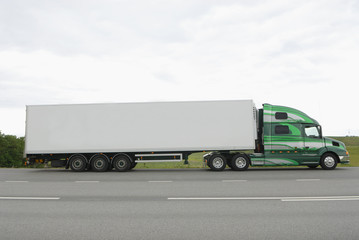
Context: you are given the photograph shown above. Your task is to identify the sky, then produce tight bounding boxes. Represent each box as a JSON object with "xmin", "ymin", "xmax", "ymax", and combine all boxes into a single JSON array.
[{"xmin": 0, "ymin": 0, "xmax": 359, "ymax": 137}]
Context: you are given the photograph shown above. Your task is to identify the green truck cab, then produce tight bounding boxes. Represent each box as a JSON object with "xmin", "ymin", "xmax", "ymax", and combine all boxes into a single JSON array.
[{"xmin": 251, "ymin": 104, "xmax": 350, "ymax": 170}]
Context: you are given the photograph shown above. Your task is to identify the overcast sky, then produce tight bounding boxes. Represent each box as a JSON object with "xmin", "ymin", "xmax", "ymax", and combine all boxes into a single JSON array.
[{"xmin": 1, "ymin": 0, "xmax": 358, "ymax": 137}]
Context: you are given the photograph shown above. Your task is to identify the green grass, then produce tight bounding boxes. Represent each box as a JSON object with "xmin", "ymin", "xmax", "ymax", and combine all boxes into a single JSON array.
[
  {"xmin": 343, "ymin": 146, "xmax": 359, "ymax": 167},
  {"xmin": 330, "ymin": 136, "xmax": 358, "ymax": 167},
  {"xmin": 135, "ymin": 152, "xmax": 205, "ymax": 169},
  {"xmin": 329, "ymin": 136, "xmax": 359, "ymax": 146}
]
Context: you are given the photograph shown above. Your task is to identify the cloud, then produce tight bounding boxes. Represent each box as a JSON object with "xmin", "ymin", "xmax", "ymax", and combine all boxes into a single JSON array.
[{"xmin": 0, "ymin": 0, "xmax": 358, "ymax": 136}]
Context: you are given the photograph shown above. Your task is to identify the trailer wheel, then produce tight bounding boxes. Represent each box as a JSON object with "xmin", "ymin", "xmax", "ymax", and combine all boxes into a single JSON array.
[
  {"xmin": 113, "ymin": 155, "xmax": 131, "ymax": 172},
  {"xmin": 231, "ymin": 154, "xmax": 250, "ymax": 171},
  {"xmin": 129, "ymin": 162, "xmax": 137, "ymax": 170},
  {"xmin": 69, "ymin": 155, "xmax": 87, "ymax": 172},
  {"xmin": 91, "ymin": 155, "xmax": 109, "ymax": 172},
  {"xmin": 320, "ymin": 153, "xmax": 338, "ymax": 170},
  {"xmin": 208, "ymin": 154, "xmax": 226, "ymax": 171}
]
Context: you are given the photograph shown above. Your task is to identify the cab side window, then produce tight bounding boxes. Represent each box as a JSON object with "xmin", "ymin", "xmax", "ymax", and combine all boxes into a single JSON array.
[
  {"xmin": 272, "ymin": 124, "xmax": 302, "ymax": 136},
  {"xmin": 275, "ymin": 125, "xmax": 289, "ymax": 134},
  {"xmin": 304, "ymin": 126, "xmax": 320, "ymax": 138}
]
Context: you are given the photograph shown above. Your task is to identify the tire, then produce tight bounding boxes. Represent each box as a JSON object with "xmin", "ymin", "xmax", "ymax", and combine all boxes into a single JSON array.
[
  {"xmin": 320, "ymin": 153, "xmax": 338, "ymax": 170},
  {"xmin": 208, "ymin": 154, "xmax": 227, "ymax": 171},
  {"xmin": 91, "ymin": 155, "xmax": 109, "ymax": 172},
  {"xmin": 129, "ymin": 162, "xmax": 137, "ymax": 170},
  {"xmin": 230, "ymin": 154, "xmax": 250, "ymax": 171},
  {"xmin": 69, "ymin": 155, "xmax": 87, "ymax": 172},
  {"xmin": 113, "ymin": 155, "xmax": 131, "ymax": 172},
  {"xmin": 307, "ymin": 165, "xmax": 319, "ymax": 169}
]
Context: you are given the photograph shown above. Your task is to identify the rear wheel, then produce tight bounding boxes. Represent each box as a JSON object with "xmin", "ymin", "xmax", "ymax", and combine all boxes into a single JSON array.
[
  {"xmin": 320, "ymin": 153, "xmax": 338, "ymax": 170},
  {"xmin": 91, "ymin": 155, "xmax": 109, "ymax": 172},
  {"xmin": 231, "ymin": 154, "xmax": 250, "ymax": 171},
  {"xmin": 208, "ymin": 154, "xmax": 226, "ymax": 171},
  {"xmin": 113, "ymin": 155, "xmax": 132, "ymax": 172},
  {"xmin": 69, "ymin": 155, "xmax": 87, "ymax": 172}
]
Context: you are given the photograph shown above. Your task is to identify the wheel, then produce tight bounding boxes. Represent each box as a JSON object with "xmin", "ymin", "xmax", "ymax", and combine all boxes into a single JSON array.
[
  {"xmin": 129, "ymin": 162, "xmax": 137, "ymax": 170},
  {"xmin": 69, "ymin": 155, "xmax": 87, "ymax": 172},
  {"xmin": 320, "ymin": 153, "xmax": 338, "ymax": 170},
  {"xmin": 208, "ymin": 154, "xmax": 227, "ymax": 171},
  {"xmin": 113, "ymin": 155, "xmax": 131, "ymax": 172},
  {"xmin": 91, "ymin": 155, "xmax": 109, "ymax": 172},
  {"xmin": 307, "ymin": 165, "xmax": 319, "ymax": 169},
  {"xmin": 230, "ymin": 154, "xmax": 250, "ymax": 171}
]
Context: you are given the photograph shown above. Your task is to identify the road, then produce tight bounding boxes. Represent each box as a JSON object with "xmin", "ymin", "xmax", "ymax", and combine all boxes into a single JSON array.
[{"xmin": 1, "ymin": 167, "xmax": 359, "ymax": 240}]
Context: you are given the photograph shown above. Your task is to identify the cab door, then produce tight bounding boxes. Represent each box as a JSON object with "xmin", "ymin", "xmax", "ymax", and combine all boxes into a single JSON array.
[
  {"xmin": 302, "ymin": 124, "xmax": 325, "ymax": 164},
  {"xmin": 264, "ymin": 123, "xmax": 305, "ymax": 166}
]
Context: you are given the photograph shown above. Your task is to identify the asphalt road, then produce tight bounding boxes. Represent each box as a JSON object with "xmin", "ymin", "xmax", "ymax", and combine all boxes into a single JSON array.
[{"xmin": 1, "ymin": 167, "xmax": 359, "ymax": 240}]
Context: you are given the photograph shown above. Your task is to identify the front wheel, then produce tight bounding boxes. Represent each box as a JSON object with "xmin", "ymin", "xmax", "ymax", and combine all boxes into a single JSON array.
[
  {"xmin": 208, "ymin": 154, "xmax": 227, "ymax": 171},
  {"xmin": 320, "ymin": 153, "xmax": 338, "ymax": 170}
]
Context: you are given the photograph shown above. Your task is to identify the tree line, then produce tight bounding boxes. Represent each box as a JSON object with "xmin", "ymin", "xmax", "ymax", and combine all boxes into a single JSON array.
[{"xmin": 0, "ymin": 131, "xmax": 25, "ymax": 167}]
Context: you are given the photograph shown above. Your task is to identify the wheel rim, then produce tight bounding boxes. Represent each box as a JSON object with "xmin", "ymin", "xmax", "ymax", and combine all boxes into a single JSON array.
[
  {"xmin": 235, "ymin": 157, "xmax": 246, "ymax": 168},
  {"xmin": 94, "ymin": 159, "xmax": 104, "ymax": 169},
  {"xmin": 324, "ymin": 156, "xmax": 335, "ymax": 168},
  {"xmin": 116, "ymin": 159, "xmax": 126, "ymax": 169},
  {"xmin": 213, "ymin": 157, "xmax": 224, "ymax": 169},
  {"xmin": 72, "ymin": 158, "xmax": 84, "ymax": 170}
]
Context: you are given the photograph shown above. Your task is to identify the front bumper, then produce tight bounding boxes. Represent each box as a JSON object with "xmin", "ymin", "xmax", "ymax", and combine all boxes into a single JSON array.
[{"xmin": 339, "ymin": 155, "xmax": 350, "ymax": 164}]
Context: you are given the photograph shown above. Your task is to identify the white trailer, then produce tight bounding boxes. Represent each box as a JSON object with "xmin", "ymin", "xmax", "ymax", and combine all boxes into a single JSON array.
[{"xmin": 25, "ymin": 100, "xmax": 258, "ymax": 171}]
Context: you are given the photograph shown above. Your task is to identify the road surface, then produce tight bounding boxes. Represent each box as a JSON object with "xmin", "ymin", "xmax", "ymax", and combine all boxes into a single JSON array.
[{"xmin": 1, "ymin": 167, "xmax": 359, "ymax": 240}]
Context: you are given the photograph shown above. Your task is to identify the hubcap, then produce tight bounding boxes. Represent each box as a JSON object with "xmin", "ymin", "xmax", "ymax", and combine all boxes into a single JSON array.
[
  {"xmin": 73, "ymin": 159, "xmax": 83, "ymax": 169},
  {"xmin": 117, "ymin": 159, "xmax": 126, "ymax": 168},
  {"xmin": 235, "ymin": 157, "xmax": 246, "ymax": 168},
  {"xmin": 213, "ymin": 157, "xmax": 224, "ymax": 169},
  {"xmin": 95, "ymin": 159, "xmax": 104, "ymax": 168},
  {"xmin": 324, "ymin": 156, "xmax": 335, "ymax": 168}
]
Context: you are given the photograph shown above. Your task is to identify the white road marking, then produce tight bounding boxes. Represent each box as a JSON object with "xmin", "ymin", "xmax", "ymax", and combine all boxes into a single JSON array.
[
  {"xmin": 148, "ymin": 181, "xmax": 173, "ymax": 183},
  {"xmin": 296, "ymin": 179, "xmax": 320, "ymax": 181},
  {"xmin": 0, "ymin": 197, "xmax": 60, "ymax": 200},
  {"xmin": 222, "ymin": 180, "xmax": 248, "ymax": 182},
  {"xmin": 5, "ymin": 181, "xmax": 29, "ymax": 183},
  {"xmin": 168, "ymin": 196, "xmax": 359, "ymax": 202},
  {"xmin": 281, "ymin": 197, "xmax": 359, "ymax": 202},
  {"xmin": 168, "ymin": 197, "xmax": 281, "ymax": 200},
  {"xmin": 75, "ymin": 181, "xmax": 100, "ymax": 183}
]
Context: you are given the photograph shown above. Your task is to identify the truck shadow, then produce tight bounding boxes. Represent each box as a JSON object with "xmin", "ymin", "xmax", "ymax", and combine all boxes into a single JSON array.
[{"xmin": 26, "ymin": 167, "xmax": 350, "ymax": 173}]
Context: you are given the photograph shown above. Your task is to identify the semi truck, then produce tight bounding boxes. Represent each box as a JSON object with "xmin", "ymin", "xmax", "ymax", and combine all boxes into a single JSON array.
[{"xmin": 24, "ymin": 100, "xmax": 350, "ymax": 171}]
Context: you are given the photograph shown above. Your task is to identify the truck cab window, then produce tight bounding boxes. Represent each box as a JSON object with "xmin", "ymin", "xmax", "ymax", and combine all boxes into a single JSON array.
[
  {"xmin": 304, "ymin": 125, "xmax": 320, "ymax": 138},
  {"xmin": 275, "ymin": 125, "xmax": 290, "ymax": 134}
]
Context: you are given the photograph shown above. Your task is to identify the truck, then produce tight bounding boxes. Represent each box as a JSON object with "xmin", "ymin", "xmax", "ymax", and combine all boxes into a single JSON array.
[{"xmin": 24, "ymin": 100, "xmax": 350, "ymax": 171}]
